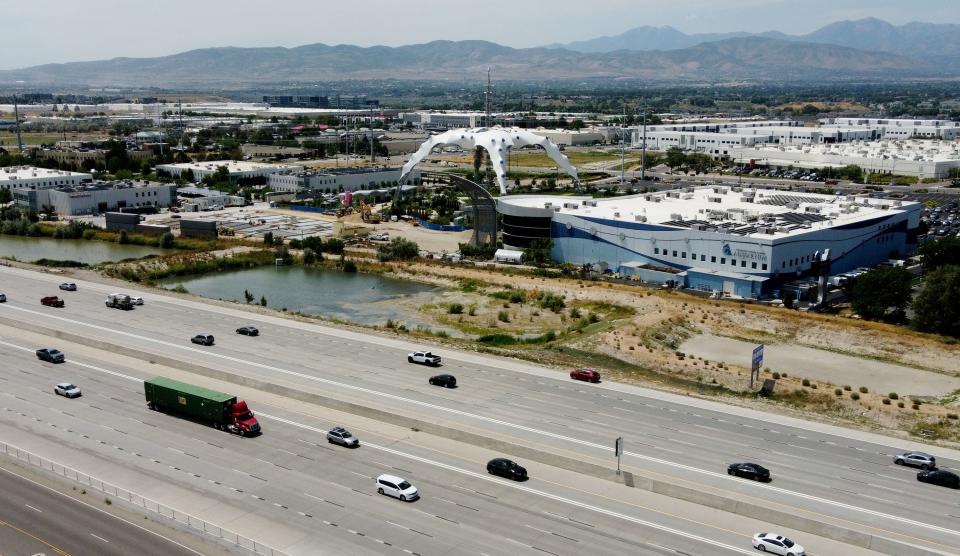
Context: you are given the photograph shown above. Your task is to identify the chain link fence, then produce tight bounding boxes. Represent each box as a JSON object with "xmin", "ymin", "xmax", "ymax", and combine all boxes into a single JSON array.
[{"xmin": 0, "ymin": 441, "xmax": 287, "ymax": 556}]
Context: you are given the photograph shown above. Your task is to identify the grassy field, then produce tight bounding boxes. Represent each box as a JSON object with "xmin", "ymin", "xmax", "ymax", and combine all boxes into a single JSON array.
[
  {"xmin": 446, "ymin": 149, "xmax": 634, "ymax": 169},
  {"xmin": 0, "ymin": 131, "xmax": 109, "ymax": 147}
]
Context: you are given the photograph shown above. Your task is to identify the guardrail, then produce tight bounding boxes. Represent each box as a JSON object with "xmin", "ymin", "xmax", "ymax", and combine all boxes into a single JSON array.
[{"xmin": 0, "ymin": 441, "xmax": 287, "ymax": 556}]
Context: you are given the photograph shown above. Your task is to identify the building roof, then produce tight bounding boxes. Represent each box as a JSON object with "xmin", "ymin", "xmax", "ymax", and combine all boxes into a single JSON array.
[
  {"xmin": 55, "ymin": 180, "xmax": 173, "ymax": 193},
  {"xmin": 499, "ymin": 185, "xmax": 919, "ymax": 240},
  {"xmin": 683, "ymin": 267, "xmax": 768, "ymax": 282},
  {"xmin": 157, "ymin": 160, "xmax": 296, "ymax": 173},
  {"xmin": 0, "ymin": 166, "xmax": 91, "ymax": 182}
]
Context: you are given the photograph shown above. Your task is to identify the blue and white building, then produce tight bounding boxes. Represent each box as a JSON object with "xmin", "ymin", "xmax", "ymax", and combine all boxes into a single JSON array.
[{"xmin": 499, "ymin": 187, "xmax": 921, "ymax": 298}]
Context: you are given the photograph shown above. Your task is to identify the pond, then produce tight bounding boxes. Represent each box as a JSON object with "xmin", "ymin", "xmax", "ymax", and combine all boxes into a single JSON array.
[
  {"xmin": 0, "ymin": 235, "xmax": 167, "ymax": 265},
  {"xmin": 157, "ymin": 265, "xmax": 450, "ymax": 331}
]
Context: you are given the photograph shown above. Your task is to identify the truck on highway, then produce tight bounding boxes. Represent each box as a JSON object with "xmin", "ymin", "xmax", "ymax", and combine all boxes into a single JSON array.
[
  {"xmin": 144, "ymin": 376, "xmax": 261, "ymax": 436},
  {"xmin": 105, "ymin": 293, "xmax": 134, "ymax": 310}
]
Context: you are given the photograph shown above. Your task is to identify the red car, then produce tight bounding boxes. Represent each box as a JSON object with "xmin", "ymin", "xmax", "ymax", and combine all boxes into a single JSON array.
[
  {"xmin": 41, "ymin": 296, "xmax": 65, "ymax": 308},
  {"xmin": 570, "ymin": 368, "xmax": 600, "ymax": 383}
]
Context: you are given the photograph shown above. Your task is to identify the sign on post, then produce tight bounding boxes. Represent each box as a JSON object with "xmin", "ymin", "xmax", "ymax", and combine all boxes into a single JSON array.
[
  {"xmin": 615, "ymin": 436, "xmax": 624, "ymax": 475},
  {"xmin": 750, "ymin": 344, "xmax": 764, "ymax": 389}
]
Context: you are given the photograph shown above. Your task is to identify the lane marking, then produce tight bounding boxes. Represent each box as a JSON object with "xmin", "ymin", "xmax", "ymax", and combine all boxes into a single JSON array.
[
  {"xmin": 0, "ymin": 517, "xmax": 71, "ymax": 556},
  {"xmin": 24, "ymin": 504, "xmax": 42, "ymax": 513},
  {"xmin": 90, "ymin": 533, "xmax": 110, "ymax": 543}
]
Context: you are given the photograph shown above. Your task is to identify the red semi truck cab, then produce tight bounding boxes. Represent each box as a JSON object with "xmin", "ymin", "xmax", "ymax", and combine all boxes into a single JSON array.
[{"xmin": 229, "ymin": 400, "xmax": 261, "ymax": 435}]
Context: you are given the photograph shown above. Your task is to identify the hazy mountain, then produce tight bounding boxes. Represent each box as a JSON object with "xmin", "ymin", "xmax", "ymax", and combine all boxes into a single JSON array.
[
  {"xmin": 0, "ymin": 37, "xmax": 938, "ymax": 88},
  {"xmin": 550, "ymin": 18, "xmax": 960, "ymax": 63}
]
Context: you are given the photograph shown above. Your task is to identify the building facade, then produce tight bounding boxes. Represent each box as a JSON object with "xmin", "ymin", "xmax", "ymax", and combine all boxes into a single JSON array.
[
  {"xmin": 155, "ymin": 161, "xmax": 301, "ymax": 181},
  {"xmin": 0, "ymin": 166, "xmax": 92, "ymax": 192},
  {"xmin": 15, "ymin": 180, "xmax": 177, "ymax": 215},
  {"xmin": 268, "ymin": 167, "xmax": 419, "ymax": 194}
]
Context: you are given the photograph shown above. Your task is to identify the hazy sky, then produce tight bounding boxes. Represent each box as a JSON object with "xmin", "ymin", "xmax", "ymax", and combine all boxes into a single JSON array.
[{"xmin": 2, "ymin": 0, "xmax": 956, "ymax": 70}]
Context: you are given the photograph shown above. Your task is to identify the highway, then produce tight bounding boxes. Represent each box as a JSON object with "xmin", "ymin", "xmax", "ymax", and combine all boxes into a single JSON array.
[
  {"xmin": 0, "ymin": 462, "xmax": 211, "ymax": 556},
  {"xmin": 0, "ymin": 264, "xmax": 957, "ymax": 555}
]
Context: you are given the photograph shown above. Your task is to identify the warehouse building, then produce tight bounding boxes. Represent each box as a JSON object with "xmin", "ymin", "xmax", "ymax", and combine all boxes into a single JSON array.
[
  {"xmin": 818, "ymin": 118, "xmax": 960, "ymax": 140},
  {"xmin": 15, "ymin": 180, "xmax": 177, "ymax": 216},
  {"xmin": 0, "ymin": 166, "xmax": 92, "ymax": 192},
  {"xmin": 268, "ymin": 167, "xmax": 419, "ymax": 194},
  {"xmin": 155, "ymin": 160, "xmax": 301, "ymax": 181},
  {"xmin": 498, "ymin": 187, "xmax": 920, "ymax": 298}
]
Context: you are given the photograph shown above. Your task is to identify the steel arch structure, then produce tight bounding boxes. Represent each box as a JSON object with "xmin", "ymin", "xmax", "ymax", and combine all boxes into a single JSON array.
[{"xmin": 419, "ymin": 171, "xmax": 497, "ymax": 247}]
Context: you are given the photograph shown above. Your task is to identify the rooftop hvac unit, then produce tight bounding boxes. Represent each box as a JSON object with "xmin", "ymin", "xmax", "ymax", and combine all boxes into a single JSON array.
[
  {"xmin": 670, "ymin": 213, "xmax": 682, "ymax": 220},
  {"xmin": 740, "ymin": 195, "xmax": 755, "ymax": 202},
  {"xmin": 543, "ymin": 202, "xmax": 553, "ymax": 209},
  {"xmin": 634, "ymin": 215, "xmax": 647, "ymax": 222},
  {"xmin": 667, "ymin": 191, "xmax": 680, "ymax": 198},
  {"xmin": 583, "ymin": 199, "xmax": 598, "ymax": 207},
  {"xmin": 692, "ymin": 223, "xmax": 708, "ymax": 231},
  {"xmin": 563, "ymin": 202, "xmax": 579, "ymax": 209},
  {"xmin": 644, "ymin": 194, "xmax": 653, "ymax": 201},
  {"xmin": 613, "ymin": 212, "xmax": 621, "ymax": 218},
  {"xmin": 804, "ymin": 206, "xmax": 822, "ymax": 213},
  {"xmin": 683, "ymin": 194, "xmax": 693, "ymax": 199},
  {"xmin": 708, "ymin": 196, "xmax": 722, "ymax": 203},
  {"xmin": 786, "ymin": 202, "xmax": 799, "ymax": 209},
  {"xmin": 731, "ymin": 186, "xmax": 742, "ymax": 192}
]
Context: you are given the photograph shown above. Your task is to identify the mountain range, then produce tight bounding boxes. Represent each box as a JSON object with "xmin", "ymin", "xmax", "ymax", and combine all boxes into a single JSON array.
[
  {"xmin": 0, "ymin": 18, "xmax": 955, "ymax": 88},
  {"xmin": 550, "ymin": 17, "xmax": 960, "ymax": 64}
]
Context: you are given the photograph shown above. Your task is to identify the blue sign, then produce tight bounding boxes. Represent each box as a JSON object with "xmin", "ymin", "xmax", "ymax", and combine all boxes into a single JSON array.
[
  {"xmin": 751, "ymin": 344, "xmax": 764, "ymax": 372},
  {"xmin": 722, "ymin": 243, "xmax": 733, "ymax": 256}
]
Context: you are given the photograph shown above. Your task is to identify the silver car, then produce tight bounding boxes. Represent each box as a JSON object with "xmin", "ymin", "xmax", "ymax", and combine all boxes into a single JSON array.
[
  {"xmin": 54, "ymin": 382, "xmax": 82, "ymax": 398},
  {"xmin": 894, "ymin": 451, "xmax": 936, "ymax": 470},
  {"xmin": 326, "ymin": 427, "xmax": 359, "ymax": 448}
]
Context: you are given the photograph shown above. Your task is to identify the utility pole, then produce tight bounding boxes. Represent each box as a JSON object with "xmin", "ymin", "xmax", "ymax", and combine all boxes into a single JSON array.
[
  {"xmin": 641, "ymin": 105, "xmax": 648, "ymax": 182},
  {"xmin": 13, "ymin": 94, "xmax": 23, "ymax": 163},
  {"xmin": 369, "ymin": 106, "xmax": 375, "ymax": 165},
  {"xmin": 620, "ymin": 99, "xmax": 626, "ymax": 185},
  {"xmin": 484, "ymin": 67, "xmax": 492, "ymax": 128}
]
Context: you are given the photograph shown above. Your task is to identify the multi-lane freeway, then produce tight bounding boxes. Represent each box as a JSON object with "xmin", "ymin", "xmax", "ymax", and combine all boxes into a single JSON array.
[{"xmin": 0, "ymin": 264, "xmax": 957, "ymax": 555}]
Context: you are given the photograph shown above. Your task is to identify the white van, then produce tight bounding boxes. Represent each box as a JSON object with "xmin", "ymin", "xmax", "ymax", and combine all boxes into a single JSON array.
[{"xmin": 376, "ymin": 474, "xmax": 419, "ymax": 501}]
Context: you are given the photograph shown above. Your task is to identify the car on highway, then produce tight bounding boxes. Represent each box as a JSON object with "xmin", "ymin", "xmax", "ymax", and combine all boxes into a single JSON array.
[
  {"xmin": 54, "ymin": 382, "xmax": 82, "ymax": 398},
  {"xmin": 0, "ymin": 292, "xmax": 6, "ymax": 302},
  {"xmin": 570, "ymin": 368, "xmax": 601, "ymax": 383},
  {"xmin": 59, "ymin": 282, "xmax": 77, "ymax": 291},
  {"xmin": 752, "ymin": 533, "xmax": 804, "ymax": 555},
  {"xmin": 36, "ymin": 348, "xmax": 65, "ymax": 363},
  {"xmin": 487, "ymin": 458, "xmax": 527, "ymax": 481},
  {"xmin": 917, "ymin": 469, "xmax": 959, "ymax": 489},
  {"xmin": 130, "ymin": 296, "xmax": 144, "ymax": 306},
  {"xmin": 428, "ymin": 374, "xmax": 457, "ymax": 388},
  {"xmin": 376, "ymin": 474, "xmax": 419, "ymax": 501},
  {"xmin": 894, "ymin": 451, "xmax": 936, "ymax": 470},
  {"xmin": 728, "ymin": 462, "xmax": 771, "ymax": 482},
  {"xmin": 327, "ymin": 426, "xmax": 359, "ymax": 448},
  {"xmin": 236, "ymin": 326, "xmax": 259, "ymax": 337},
  {"xmin": 41, "ymin": 296, "xmax": 65, "ymax": 308},
  {"xmin": 408, "ymin": 351, "xmax": 442, "ymax": 366},
  {"xmin": 190, "ymin": 334, "xmax": 215, "ymax": 346}
]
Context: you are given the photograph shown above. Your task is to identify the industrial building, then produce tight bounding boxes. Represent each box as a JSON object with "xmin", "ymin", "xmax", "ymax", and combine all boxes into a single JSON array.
[
  {"xmin": 498, "ymin": 187, "xmax": 920, "ymax": 298},
  {"xmin": 15, "ymin": 180, "xmax": 177, "ymax": 216},
  {"xmin": 818, "ymin": 118, "xmax": 960, "ymax": 140},
  {"xmin": 155, "ymin": 160, "xmax": 301, "ymax": 182},
  {"xmin": 0, "ymin": 166, "xmax": 92, "ymax": 192},
  {"xmin": 268, "ymin": 167, "xmax": 419, "ymax": 194},
  {"xmin": 177, "ymin": 186, "xmax": 245, "ymax": 211},
  {"xmin": 401, "ymin": 112, "xmax": 487, "ymax": 129},
  {"xmin": 528, "ymin": 128, "xmax": 606, "ymax": 146}
]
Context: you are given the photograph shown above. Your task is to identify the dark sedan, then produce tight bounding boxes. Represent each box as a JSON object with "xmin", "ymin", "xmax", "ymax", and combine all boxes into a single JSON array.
[
  {"xmin": 727, "ymin": 463, "xmax": 771, "ymax": 482},
  {"xmin": 428, "ymin": 374, "xmax": 457, "ymax": 388},
  {"xmin": 487, "ymin": 458, "xmax": 527, "ymax": 481},
  {"xmin": 918, "ymin": 469, "xmax": 960, "ymax": 489},
  {"xmin": 236, "ymin": 326, "xmax": 259, "ymax": 337}
]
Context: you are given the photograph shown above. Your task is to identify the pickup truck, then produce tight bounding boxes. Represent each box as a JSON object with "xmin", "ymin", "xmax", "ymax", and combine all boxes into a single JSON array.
[
  {"xmin": 407, "ymin": 351, "xmax": 442, "ymax": 366},
  {"xmin": 41, "ymin": 296, "xmax": 65, "ymax": 308}
]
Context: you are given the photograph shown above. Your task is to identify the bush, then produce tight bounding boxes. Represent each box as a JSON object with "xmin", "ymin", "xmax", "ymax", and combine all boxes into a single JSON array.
[
  {"xmin": 850, "ymin": 392, "xmax": 860, "ymax": 400},
  {"xmin": 377, "ymin": 237, "xmax": 419, "ymax": 262},
  {"xmin": 539, "ymin": 292, "xmax": 566, "ymax": 313},
  {"xmin": 478, "ymin": 333, "xmax": 517, "ymax": 346},
  {"xmin": 509, "ymin": 291, "xmax": 525, "ymax": 304},
  {"xmin": 843, "ymin": 385, "xmax": 852, "ymax": 391},
  {"xmin": 859, "ymin": 386, "xmax": 868, "ymax": 394},
  {"xmin": 888, "ymin": 392, "xmax": 899, "ymax": 400},
  {"xmin": 448, "ymin": 303, "xmax": 464, "ymax": 315},
  {"xmin": 897, "ymin": 401, "xmax": 905, "ymax": 408},
  {"xmin": 497, "ymin": 310, "xmax": 510, "ymax": 323},
  {"xmin": 342, "ymin": 260, "xmax": 357, "ymax": 273},
  {"xmin": 569, "ymin": 307, "xmax": 582, "ymax": 319},
  {"xmin": 588, "ymin": 313, "xmax": 600, "ymax": 324},
  {"xmin": 263, "ymin": 231, "xmax": 274, "ymax": 245},
  {"xmin": 882, "ymin": 398, "xmax": 891, "ymax": 405},
  {"xmin": 948, "ymin": 413, "xmax": 959, "ymax": 420},
  {"xmin": 159, "ymin": 232, "xmax": 175, "ymax": 248},
  {"xmin": 912, "ymin": 404, "xmax": 920, "ymax": 410},
  {"xmin": 810, "ymin": 384, "xmax": 817, "ymax": 389},
  {"xmin": 468, "ymin": 304, "xmax": 477, "ymax": 316},
  {"xmin": 117, "ymin": 230, "xmax": 129, "ymax": 244},
  {"xmin": 802, "ymin": 378, "xmax": 810, "ymax": 387},
  {"xmin": 834, "ymin": 388, "xmax": 843, "ymax": 396},
  {"xmin": 772, "ymin": 372, "xmax": 781, "ymax": 379},
  {"xmin": 302, "ymin": 247, "xmax": 318, "ymax": 264}
]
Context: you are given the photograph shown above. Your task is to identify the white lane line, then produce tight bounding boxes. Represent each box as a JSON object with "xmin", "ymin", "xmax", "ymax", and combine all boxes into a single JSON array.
[
  {"xmin": 2, "ymin": 319, "xmax": 952, "ymax": 540},
  {"xmin": 260, "ymin": 413, "xmax": 752, "ymax": 555},
  {"xmin": 24, "ymin": 504, "xmax": 42, "ymax": 513},
  {"xmin": 90, "ymin": 533, "xmax": 110, "ymax": 543}
]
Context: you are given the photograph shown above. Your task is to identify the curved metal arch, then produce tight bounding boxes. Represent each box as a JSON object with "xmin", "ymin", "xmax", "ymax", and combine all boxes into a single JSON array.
[
  {"xmin": 420, "ymin": 171, "xmax": 497, "ymax": 247},
  {"xmin": 399, "ymin": 126, "xmax": 579, "ymax": 195}
]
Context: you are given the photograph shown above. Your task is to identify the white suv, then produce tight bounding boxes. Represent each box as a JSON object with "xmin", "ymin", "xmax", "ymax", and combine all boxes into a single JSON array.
[
  {"xmin": 54, "ymin": 383, "xmax": 82, "ymax": 398},
  {"xmin": 376, "ymin": 474, "xmax": 419, "ymax": 502},
  {"xmin": 407, "ymin": 351, "xmax": 442, "ymax": 366},
  {"xmin": 752, "ymin": 533, "xmax": 804, "ymax": 556}
]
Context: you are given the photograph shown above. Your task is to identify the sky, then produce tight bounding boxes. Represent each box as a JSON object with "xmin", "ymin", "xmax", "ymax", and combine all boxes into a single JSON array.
[{"xmin": 2, "ymin": 0, "xmax": 957, "ymax": 70}]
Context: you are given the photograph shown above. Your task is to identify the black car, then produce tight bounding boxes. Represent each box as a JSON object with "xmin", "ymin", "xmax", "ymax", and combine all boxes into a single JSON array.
[
  {"xmin": 36, "ymin": 348, "xmax": 65, "ymax": 363},
  {"xmin": 428, "ymin": 374, "xmax": 457, "ymax": 388},
  {"xmin": 487, "ymin": 458, "xmax": 527, "ymax": 481},
  {"xmin": 236, "ymin": 326, "xmax": 259, "ymax": 337},
  {"xmin": 727, "ymin": 463, "xmax": 770, "ymax": 482},
  {"xmin": 918, "ymin": 469, "xmax": 960, "ymax": 489},
  {"xmin": 191, "ymin": 334, "xmax": 215, "ymax": 346}
]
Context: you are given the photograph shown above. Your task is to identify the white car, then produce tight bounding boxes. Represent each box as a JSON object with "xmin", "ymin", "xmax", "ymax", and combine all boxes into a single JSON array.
[
  {"xmin": 129, "ymin": 296, "xmax": 144, "ymax": 306},
  {"xmin": 376, "ymin": 474, "xmax": 419, "ymax": 502},
  {"xmin": 407, "ymin": 351, "xmax": 442, "ymax": 366},
  {"xmin": 752, "ymin": 533, "xmax": 804, "ymax": 556},
  {"xmin": 54, "ymin": 382, "xmax": 82, "ymax": 398}
]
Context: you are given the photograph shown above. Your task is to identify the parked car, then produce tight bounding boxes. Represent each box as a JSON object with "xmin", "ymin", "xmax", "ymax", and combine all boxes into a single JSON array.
[
  {"xmin": 59, "ymin": 282, "xmax": 77, "ymax": 291},
  {"xmin": 376, "ymin": 474, "xmax": 419, "ymax": 501},
  {"xmin": 41, "ymin": 296, "xmax": 65, "ymax": 308},
  {"xmin": 752, "ymin": 533, "xmax": 805, "ymax": 556},
  {"xmin": 0, "ymin": 292, "xmax": 6, "ymax": 302},
  {"xmin": 570, "ymin": 368, "xmax": 601, "ymax": 383},
  {"xmin": 236, "ymin": 326, "xmax": 259, "ymax": 337},
  {"xmin": 54, "ymin": 382, "xmax": 81, "ymax": 398},
  {"xmin": 36, "ymin": 348, "xmax": 65, "ymax": 363},
  {"xmin": 917, "ymin": 469, "xmax": 959, "ymax": 489},
  {"xmin": 130, "ymin": 296, "xmax": 144, "ymax": 306},
  {"xmin": 190, "ymin": 334, "xmax": 215, "ymax": 346},
  {"xmin": 487, "ymin": 458, "xmax": 527, "ymax": 481},
  {"xmin": 428, "ymin": 374, "xmax": 457, "ymax": 388},
  {"xmin": 894, "ymin": 451, "xmax": 936, "ymax": 470},
  {"xmin": 728, "ymin": 463, "xmax": 771, "ymax": 482},
  {"xmin": 408, "ymin": 351, "xmax": 442, "ymax": 366},
  {"xmin": 326, "ymin": 426, "xmax": 359, "ymax": 448}
]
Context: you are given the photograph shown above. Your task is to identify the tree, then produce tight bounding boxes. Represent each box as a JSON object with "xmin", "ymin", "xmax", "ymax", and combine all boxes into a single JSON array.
[
  {"xmin": 259, "ymin": 295, "xmax": 267, "ymax": 307},
  {"xmin": 919, "ymin": 237, "xmax": 960, "ymax": 271},
  {"xmin": 302, "ymin": 247, "xmax": 317, "ymax": 264},
  {"xmin": 523, "ymin": 238, "xmax": 553, "ymax": 265},
  {"xmin": 159, "ymin": 232, "xmax": 175, "ymax": 248},
  {"xmin": 377, "ymin": 237, "xmax": 419, "ymax": 262},
  {"xmin": 0, "ymin": 188, "xmax": 11, "ymax": 204},
  {"xmin": 117, "ymin": 230, "xmax": 129, "ymax": 244},
  {"xmin": 244, "ymin": 289, "xmax": 255, "ymax": 304},
  {"xmin": 850, "ymin": 267, "xmax": 913, "ymax": 321},
  {"xmin": 263, "ymin": 231, "xmax": 274, "ymax": 245},
  {"xmin": 665, "ymin": 147, "xmax": 686, "ymax": 170},
  {"xmin": 912, "ymin": 265, "xmax": 960, "ymax": 338}
]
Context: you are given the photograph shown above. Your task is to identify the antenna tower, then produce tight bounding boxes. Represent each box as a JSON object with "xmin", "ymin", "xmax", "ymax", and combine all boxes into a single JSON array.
[{"xmin": 484, "ymin": 68, "xmax": 492, "ymax": 127}]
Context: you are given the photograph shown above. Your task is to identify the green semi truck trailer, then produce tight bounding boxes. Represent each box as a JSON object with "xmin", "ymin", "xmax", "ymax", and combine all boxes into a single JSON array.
[{"xmin": 144, "ymin": 376, "xmax": 261, "ymax": 436}]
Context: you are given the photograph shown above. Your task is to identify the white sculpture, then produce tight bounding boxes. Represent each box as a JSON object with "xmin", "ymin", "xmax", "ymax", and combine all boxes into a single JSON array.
[{"xmin": 399, "ymin": 126, "xmax": 579, "ymax": 194}]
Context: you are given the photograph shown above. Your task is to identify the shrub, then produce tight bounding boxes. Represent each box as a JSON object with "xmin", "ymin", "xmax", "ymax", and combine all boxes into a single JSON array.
[
  {"xmin": 843, "ymin": 385, "xmax": 852, "ymax": 391},
  {"xmin": 497, "ymin": 310, "xmax": 510, "ymax": 323},
  {"xmin": 888, "ymin": 392, "xmax": 898, "ymax": 400},
  {"xmin": 948, "ymin": 413, "xmax": 959, "ymax": 420},
  {"xmin": 882, "ymin": 398, "xmax": 891, "ymax": 405},
  {"xmin": 448, "ymin": 303, "xmax": 464, "ymax": 314},
  {"xmin": 259, "ymin": 295, "xmax": 267, "ymax": 307},
  {"xmin": 159, "ymin": 232, "xmax": 175, "ymax": 248},
  {"xmin": 302, "ymin": 247, "xmax": 318, "ymax": 264},
  {"xmin": 509, "ymin": 291, "xmax": 525, "ymax": 304},
  {"xmin": 810, "ymin": 384, "xmax": 817, "ymax": 389},
  {"xmin": 569, "ymin": 307, "xmax": 582, "ymax": 319},
  {"xmin": 342, "ymin": 259, "xmax": 357, "ymax": 272},
  {"xmin": 781, "ymin": 373, "xmax": 787, "ymax": 378},
  {"xmin": 478, "ymin": 333, "xmax": 517, "ymax": 346},
  {"xmin": 834, "ymin": 388, "xmax": 843, "ymax": 396},
  {"xmin": 263, "ymin": 231, "xmax": 274, "ymax": 245},
  {"xmin": 912, "ymin": 404, "xmax": 920, "ymax": 410},
  {"xmin": 588, "ymin": 313, "xmax": 600, "ymax": 324},
  {"xmin": 859, "ymin": 386, "xmax": 868, "ymax": 394},
  {"xmin": 802, "ymin": 378, "xmax": 810, "ymax": 387},
  {"xmin": 539, "ymin": 292, "xmax": 566, "ymax": 313},
  {"xmin": 377, "ymin": 237, "xmax": 419, "ymax": 262},
  {"xmin": 468, "ymin": 304, "xmax": 477, "ymax": 316},
  {"xmin": 772, "ymin": 372, "xmax": 781, "ymax": 379},
  {"xmin": 117, "ymin": 230, "xmax": 129, "ymax": 244},
  {"xmin": 850, "ymin": 392, "xmax": 860, "ymax": 400},
  {"xmin": 897, "ymin": 401, "xmax": 905, "ymax": 408}
]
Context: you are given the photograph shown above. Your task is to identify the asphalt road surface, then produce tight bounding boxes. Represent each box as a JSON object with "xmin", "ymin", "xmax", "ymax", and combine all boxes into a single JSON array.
[{"xmin": 0, "ymin": 265, "xmax": 957, "ymax": 555}]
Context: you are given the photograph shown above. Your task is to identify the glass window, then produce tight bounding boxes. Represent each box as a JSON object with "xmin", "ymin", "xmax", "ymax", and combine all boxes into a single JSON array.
[
  {"xmin": 672, "ymin": 250, "xmax": 678, "ymax": 257},
  {"xmin": 762, "ymin": 263, "xmax": 768, "ymax": 271},
  {"xmin": 721, "ymin": 258, "xmax": 726, "ymax": 264},
  {"xmin": 654, "ymin": 247, "xmax": 659, "ymax": 254},
  {"xmin": 701, "ymin": 255, "xmax": 706, "ymax": 261},
  {"xmin": 681, "ymin": 252, "xmax": 686, "ymax": 258},
  {"xmin": 731, "ymin": 259, "xmax": 736, "ymax": 266},
  {"xmin": 741, "ymin": 260, "xmax": 747, "ymax": 267},
  {"xmin": 711, "ymin": 256, "xmax": 716, "ymax": 263}
]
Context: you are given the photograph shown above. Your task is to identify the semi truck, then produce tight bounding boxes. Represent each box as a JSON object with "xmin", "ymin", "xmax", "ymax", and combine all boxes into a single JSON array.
[
  {"xmin": 105, "ymin": 293, "xmax": 134, "ymax": 310},
  {"xmin": 144, "ymin": 376, "xmax": 261, "ymax": 436}
]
